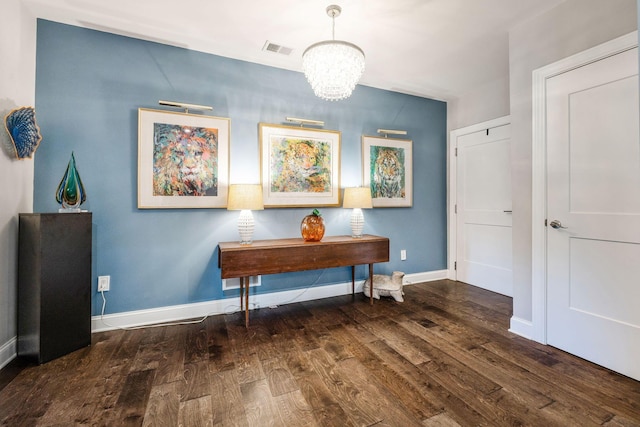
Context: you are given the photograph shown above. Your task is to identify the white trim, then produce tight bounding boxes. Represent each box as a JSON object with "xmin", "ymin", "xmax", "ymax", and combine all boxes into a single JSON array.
[
  {"xmin": 531, "ymin": 31, "xmax": 638, "ymax": 344},
  {"xmin": 509, "ymin": 316, "xmax": 533, "ymax": 340},
  {"xmin": 92, "ymin": 270, "xmax": 448, "ymax": 332},
  {"xmin": 0, "ymin": 337, "xmax": 17, "ymax": 370},
  {"xmin": 403, "ymin": 269, "xmax": 448, "ymax": 285},
  {"xmin": 221, "ymin": 275, "xmax": 261, "ymax": 290},
  {"xmin": 448, "ymin": 116, "xmax": 511, "ymax": 283}
]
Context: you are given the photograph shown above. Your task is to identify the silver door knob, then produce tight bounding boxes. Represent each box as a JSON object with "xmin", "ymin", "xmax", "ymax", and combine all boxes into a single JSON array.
[{"xmin": 549, "ymin": 220, "xmax": 567, "ymax": 229}]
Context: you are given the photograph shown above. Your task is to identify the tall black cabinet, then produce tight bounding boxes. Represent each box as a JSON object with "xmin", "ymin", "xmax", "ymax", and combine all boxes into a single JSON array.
[{"xmin": 18, "ymin": 212, "xmax": 92, "ymax": 364}]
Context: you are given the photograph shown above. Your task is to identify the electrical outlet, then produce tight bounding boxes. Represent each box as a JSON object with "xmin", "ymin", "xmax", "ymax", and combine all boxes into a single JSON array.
[
  {"xmin": 400, "ymin": 250, "xmax": 407, "ymax": 261},
  {"xmin": 98, "ymin": 275, "xmax": 110, "ymax": 292}
]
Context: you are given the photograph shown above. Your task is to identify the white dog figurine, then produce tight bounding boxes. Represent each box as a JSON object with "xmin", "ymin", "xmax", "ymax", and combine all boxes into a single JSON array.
[{"xmin": 363, "ymin": 271, "xmax": 405, "ymax": 302}]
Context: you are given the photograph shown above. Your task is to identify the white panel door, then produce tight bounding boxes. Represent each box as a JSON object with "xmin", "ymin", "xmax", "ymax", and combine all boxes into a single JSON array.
[
  {"xmin": 456, "ymin": 124, "xmax": 512, "ymax": 296},
  {"xmin": 546, "ymin": 46, "xmax": 640, "ymax": 381}
]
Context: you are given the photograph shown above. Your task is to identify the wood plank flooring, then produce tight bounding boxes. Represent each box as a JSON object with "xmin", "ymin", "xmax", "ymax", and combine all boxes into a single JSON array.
[{"xmin": 2, "ymin": 280, "xmax": 640, "ymax": 426}]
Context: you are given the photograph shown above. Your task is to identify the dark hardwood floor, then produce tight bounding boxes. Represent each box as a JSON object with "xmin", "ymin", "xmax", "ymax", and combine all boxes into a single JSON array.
[{"xmin": 1, "ymin": 280, "xmax": 639, "ymax": 426}]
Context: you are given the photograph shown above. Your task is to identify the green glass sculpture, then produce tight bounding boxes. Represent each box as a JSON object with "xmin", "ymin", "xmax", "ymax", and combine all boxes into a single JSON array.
[{"xmin": 56, "ymin": 152, "xmax": 86, "ymax": 210}]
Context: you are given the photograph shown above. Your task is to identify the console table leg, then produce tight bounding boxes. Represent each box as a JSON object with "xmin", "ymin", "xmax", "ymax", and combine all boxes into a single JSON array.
[
  {"xmin": 351, "ymin": 266, "xmax": 355, "ymax": 296},
  {"xmin": 243, "ymin": 276, "xmax": 250, "ymax": 328},
  {"xmin": 368, "ymin": 263, "xmax": 374, "ymax": 305}
]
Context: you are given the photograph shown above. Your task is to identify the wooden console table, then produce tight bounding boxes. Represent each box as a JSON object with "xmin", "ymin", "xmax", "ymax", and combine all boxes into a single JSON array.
[{"xmin": 218, "ymin": 234, "xmax": 389, "ymax": 327}]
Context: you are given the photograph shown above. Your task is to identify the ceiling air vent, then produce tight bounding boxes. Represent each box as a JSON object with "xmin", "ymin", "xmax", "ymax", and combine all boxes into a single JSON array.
[{"xmin": 262, "ymin": 41, "xmax": 293, "ymax": 56}]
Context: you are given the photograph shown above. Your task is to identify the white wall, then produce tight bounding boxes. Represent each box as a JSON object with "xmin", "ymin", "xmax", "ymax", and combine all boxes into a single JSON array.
[
  {"xmin": 0, "ymin": 0, "xmax": 36, "ymax": 368},
  {"xmin": 509, "ymin": 0, "xmax": 637, "ymax": 322},
  {"xmin": 447, "ymin": 75, "xmax": 510, "ymax": 132}
]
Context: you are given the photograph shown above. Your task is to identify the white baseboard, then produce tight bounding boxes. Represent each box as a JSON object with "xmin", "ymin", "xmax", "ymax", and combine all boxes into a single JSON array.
[
  {"xmin": 403, "ymin": 270, "xmax": 448, "ymax": 285},
  {"xmin": 509, "ymin": 316, "xmax": 533, "ymax": 339},
  {"xmin": 93, "ymin": 279, "xmax": 367, "ymax": 332},
  {"xmin": 92, "ymin": 270, "xmax": 448, "ymax": 332},
  {"xmin": 0, "ymin": 337, "xmax": 17, "ymax": 370}
]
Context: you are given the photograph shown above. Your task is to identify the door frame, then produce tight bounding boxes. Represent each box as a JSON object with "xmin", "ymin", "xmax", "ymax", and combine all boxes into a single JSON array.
[
  {"xmin": 448, "ymin": 115, "xmax": 510, "ymax": 281},
  {"xmin": 530, "ymin": 31, "xmax": 638, "ymax": 344}
]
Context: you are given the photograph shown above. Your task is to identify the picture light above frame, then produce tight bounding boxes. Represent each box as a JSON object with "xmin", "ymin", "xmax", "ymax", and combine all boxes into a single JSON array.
[{"xmin": 158, "ymin": 100, "xmax": 213, "ymax": 114}]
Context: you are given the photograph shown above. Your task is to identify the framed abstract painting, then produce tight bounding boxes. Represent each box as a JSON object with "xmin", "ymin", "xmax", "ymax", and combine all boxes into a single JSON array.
[
  {"xmin": 259, "ymin": 123, "xmax": 341, "ymax": 207},
  {"xmin": 137, "ymin": 108, "xmax": 230, "ymax": 208},
  {"xmin": 362, "ymin": 135, "xmax": 413, "ymax": 207}
]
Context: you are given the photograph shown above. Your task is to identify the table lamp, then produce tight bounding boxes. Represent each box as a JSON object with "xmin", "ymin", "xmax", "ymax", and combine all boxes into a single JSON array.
[
  {"xmin": 343, "ymin": 187, "xmax": 373, "ymax": 238},
  {"xmin": 227, "ymin": 184, "xmax": 264, "ymax": 244}
]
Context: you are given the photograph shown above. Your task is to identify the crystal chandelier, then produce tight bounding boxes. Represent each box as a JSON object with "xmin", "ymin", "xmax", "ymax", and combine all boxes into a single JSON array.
[{"xmin": 302, "ymin": 5, "xmax": 365, "ymax": 101}]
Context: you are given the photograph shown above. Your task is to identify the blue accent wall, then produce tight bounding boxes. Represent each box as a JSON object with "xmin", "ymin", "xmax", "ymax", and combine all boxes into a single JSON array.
[{"xmin": 34, "ymin": 20, "xmax": 447, "ymax": 315}]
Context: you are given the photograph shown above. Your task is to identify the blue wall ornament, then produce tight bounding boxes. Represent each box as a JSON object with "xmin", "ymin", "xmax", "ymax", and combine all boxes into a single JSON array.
[{"xmin": 4, "ymin": 106, "xmax": 43, "ymax": 159}]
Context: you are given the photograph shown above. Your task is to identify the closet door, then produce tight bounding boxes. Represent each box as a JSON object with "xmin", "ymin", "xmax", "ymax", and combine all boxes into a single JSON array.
[{"xmin": 455, "ymin": 123, "xmax": 512, "ymax": 296}]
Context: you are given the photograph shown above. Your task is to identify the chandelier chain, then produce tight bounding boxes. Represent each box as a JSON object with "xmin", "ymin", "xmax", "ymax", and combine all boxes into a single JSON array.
[{"xmin": 332, "ymin": 14, "xmax": 335, "ymax": 40}]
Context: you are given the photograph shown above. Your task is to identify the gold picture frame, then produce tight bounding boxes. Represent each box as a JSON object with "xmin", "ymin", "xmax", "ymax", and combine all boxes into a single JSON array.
[
  {"xmin": 362, "ymin": 135, "xmax": 413, "ymax": 207},
  {"xmin": 138, "ymin": 108, "xmax": 230, "ymax": 208},
  {"xmin": 259, "ymin": 123, "xmax": 341, "ymax": 207}
]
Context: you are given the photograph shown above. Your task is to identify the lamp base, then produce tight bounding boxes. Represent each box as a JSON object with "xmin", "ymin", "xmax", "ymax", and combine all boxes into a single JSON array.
[
  {"xmin": 350, "ymin": 208, "xmax": 364, "ymax": 238},
  {"xmin": 238, "ymin": 210, "xmax": 255, "ymax": 245}
]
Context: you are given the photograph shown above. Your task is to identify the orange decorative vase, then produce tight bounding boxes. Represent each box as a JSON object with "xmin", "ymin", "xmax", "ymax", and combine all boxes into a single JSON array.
[{"xmin": 301, "ymin": 209, "xmax": 325, "ymax": 242}]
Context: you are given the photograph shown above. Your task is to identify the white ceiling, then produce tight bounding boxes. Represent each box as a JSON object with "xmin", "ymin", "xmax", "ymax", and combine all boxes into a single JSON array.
[{"xmin": 23, "ymin": 0, "xmax": 567, "ymax": 101}]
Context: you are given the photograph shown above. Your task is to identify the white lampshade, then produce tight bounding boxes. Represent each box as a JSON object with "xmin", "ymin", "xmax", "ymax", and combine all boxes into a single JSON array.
[
  {"xmin": 227, "ymin": 184, "xmax": 264, "ymax": 211},
  {"xmin": 343, "ymin": 187, "xmax": 373, "ymax": 209},
  {"xmin": 227, "ymin": 184, "xmax": 264, "ymax": 245},
  {"xmin": 343, "ymin": 187, "xmax": 372, "ymax": 238}
]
